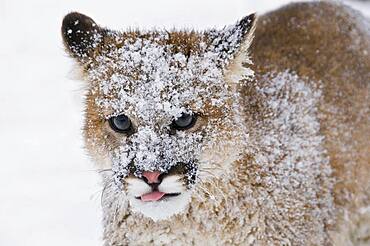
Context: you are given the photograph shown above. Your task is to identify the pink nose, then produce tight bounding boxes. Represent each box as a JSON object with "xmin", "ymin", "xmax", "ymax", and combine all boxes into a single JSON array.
[{"xmin": 142, "ymin": 171, "xmax": 161, "ymax": 184}]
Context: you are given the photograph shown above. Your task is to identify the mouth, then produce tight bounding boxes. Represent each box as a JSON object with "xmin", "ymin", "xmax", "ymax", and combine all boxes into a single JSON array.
[{"xmin": 136, "ymin": 191, "xmax": 181, "ymax": 202}]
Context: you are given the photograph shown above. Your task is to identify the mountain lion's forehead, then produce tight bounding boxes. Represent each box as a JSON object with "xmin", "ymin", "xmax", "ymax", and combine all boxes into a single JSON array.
[{"xmin": 87, "ymin": 33, "xmax": 231, "ymax": 120}]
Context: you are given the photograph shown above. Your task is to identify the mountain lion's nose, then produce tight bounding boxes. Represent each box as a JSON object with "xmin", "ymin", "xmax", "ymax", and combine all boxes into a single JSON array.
[{"xmin": 142, "ymin": 171, "xmax": 162, "ymax": 184}]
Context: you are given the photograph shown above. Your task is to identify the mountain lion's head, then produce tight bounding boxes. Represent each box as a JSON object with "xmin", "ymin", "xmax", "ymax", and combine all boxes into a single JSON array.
[{"xmin": 62, "ymin": 12, "xmax": 256, "ymax": 221}]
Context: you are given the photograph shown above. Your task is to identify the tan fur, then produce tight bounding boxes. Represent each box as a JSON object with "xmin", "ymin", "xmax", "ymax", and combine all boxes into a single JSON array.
[{"xmin": 250, "ymin": 2, "xmax": 370, "ymax": 244}]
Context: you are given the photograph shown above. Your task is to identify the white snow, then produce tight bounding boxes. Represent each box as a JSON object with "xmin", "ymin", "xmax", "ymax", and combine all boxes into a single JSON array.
[{"xmin": 0, "ymin": 0, "xmax": 368, "ymax": 245}]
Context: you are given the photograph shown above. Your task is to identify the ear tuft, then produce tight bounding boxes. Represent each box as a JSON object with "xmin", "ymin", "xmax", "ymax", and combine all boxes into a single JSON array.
[
  {"xmin": 211, "ymin": 13, "xmax": 257, "ymax": 63},
  {"xmin": 237, "ymin": 13, "xmax": 257, "ymax": 39},
  {"xmin": 61, "ymin": 12, "xmax": 104, "ymax": 59}
]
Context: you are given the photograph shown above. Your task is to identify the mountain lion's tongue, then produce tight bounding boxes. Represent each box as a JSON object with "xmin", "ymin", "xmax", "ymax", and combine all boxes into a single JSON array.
[{"xmin": 141, "ymin": 191, "xmax": 165, "ymax": 202}]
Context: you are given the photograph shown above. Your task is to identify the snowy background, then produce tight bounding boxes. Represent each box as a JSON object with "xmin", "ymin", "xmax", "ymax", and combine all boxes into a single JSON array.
[{"xmin": 0, "ymin": 0, "xmax": 369, "ymax": 245}]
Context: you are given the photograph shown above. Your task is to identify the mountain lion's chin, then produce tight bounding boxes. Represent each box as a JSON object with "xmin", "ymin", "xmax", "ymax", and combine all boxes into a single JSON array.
[{"xmin": 128, "ymin": 191, "xmax": 192, "ymax": 222}]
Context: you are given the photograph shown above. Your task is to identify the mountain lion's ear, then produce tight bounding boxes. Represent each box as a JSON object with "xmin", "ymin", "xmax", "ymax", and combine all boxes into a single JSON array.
[
  {"xmin": 61, "ymin": 12, "xmax": 105, "ymax": 60},
  {"xmin": 211, "ymin": 13, "xmax": 257, "ymax": 64}
]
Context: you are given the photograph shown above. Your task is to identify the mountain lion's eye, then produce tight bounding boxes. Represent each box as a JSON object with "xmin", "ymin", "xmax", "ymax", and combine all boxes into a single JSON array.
[
  {"xmin": 171, "ymin": 113, "xmax": 197, "ymax": 130},
  {"xmin": 108, "ymin": 114, "xmax": 132, "ymax": 133}
]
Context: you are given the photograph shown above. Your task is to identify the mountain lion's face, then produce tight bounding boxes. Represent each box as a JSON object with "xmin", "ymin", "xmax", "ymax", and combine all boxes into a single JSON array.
[{"xmin": 62, "ymin": 12, "xmax": 255, "ymax": 221}]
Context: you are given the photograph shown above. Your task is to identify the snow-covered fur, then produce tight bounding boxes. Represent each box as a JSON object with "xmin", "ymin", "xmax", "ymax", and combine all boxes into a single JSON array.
[{"xmin": 62, "ymin": 1, "xmax": 370, "ymax": 245}]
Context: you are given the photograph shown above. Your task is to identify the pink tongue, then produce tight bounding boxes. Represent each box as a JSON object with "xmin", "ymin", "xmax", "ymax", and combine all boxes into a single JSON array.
[{"xmin": 141, "ymin": 191, "xmax": 165, "ymax": 202}]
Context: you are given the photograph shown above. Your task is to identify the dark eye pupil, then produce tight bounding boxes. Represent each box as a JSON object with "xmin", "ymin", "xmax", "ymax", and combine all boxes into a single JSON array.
[
  {"xmin": 172, "ymin": 113, "xmax": 196, "ymax": 130},
  {"xmin": 109, "ymin": 114, "xmax": 132, "ymax": 133},
  {"xmin": 176, "ymin": 114, "xmax": 193, "ymax": 127}
]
